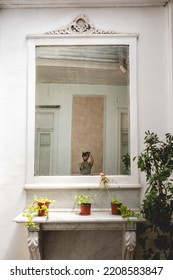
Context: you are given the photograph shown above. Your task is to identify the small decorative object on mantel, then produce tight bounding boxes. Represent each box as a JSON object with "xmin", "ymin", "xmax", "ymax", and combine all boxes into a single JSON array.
[
  {"xmin": 75, "ymin": 194, "xmax": 96, "ymax": 215},
  {"xmin": 99, "ymin": 172, "xmax": 110, "ymax": 189},
  {"xmin": 23, "ymin": 195, "xmax": 55, "ymax": 229}
]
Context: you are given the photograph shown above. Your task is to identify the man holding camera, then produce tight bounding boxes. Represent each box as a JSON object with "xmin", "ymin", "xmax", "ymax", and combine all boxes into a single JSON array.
[{"xmin": 78, "ymin": 151, "xmax": 94, "ymax": 175}]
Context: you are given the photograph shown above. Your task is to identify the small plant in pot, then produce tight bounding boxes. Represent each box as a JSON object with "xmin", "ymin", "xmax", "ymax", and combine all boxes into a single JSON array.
[
  {"xmin": 75, "ymin": 194, "xmax": 96, "ymax": 215},
  {"xmin": 111, "ymin": 195, "xmax": 122, "ymax": 215},
  {"xmin": 23, "ymin": 195, "xmax": 55, "ymax": 229},
  {"xmin": 99, "ymin": 173, "xmax": 122, "ymax": 215},
  {"xmin": 98, "ymin": 172, "xmax": 140, "ymax": 218}
]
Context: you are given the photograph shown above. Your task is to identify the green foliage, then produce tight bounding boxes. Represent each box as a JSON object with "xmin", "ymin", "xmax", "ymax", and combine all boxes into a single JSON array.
[
  {"xmin": 23, "ymin": 196, "xmax": 55, "ymax": 229},
  {"xmin": 135, "ymin": 131, "xmax": 173, "ymax": 259},
  {"xmin": 75, "ymin": 195, "xmax": 96, "ymax": 206},
  {"xmin": 118, "ymin": 204, "xmax": 141, "ymax": 223},
  {"xmin": 23, "ymin": 204, "xmax": 40, "ymax": 230},
  {"xmin": 33, "ymin": 195, "xmax": 55, "ymax": 204},
  {"xmin": 122, "ymin": 153, "xmax": 131, "ymax": 175},
  {"xmin": 142, "ymin": 190, "xmax": 172, "ymax": 233},
  {"xmin": 136, "ymin": 131, "xmax": 173, "ymax": 191},
  {"xmin": 111, "ymin": 195, "xmax": 122, "ymax": 205}
]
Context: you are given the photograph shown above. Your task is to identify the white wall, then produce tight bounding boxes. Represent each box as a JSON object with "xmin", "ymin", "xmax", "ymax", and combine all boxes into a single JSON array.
[{"xmin": 0, "ymin": 5, "xmax": 172, "ymax": 259}]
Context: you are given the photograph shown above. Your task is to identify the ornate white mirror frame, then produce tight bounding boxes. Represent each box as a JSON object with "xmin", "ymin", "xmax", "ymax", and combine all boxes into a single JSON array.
[{"xmin": 26, "ymin": 15, "xmax": 139, "ymax": 188}]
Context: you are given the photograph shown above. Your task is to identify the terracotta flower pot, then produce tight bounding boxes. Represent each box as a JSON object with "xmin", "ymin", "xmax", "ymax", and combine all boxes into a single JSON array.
[
  {"xmin": 37, "ymin": 202, "xmax": 50, "ymax": 216},
  {"xmin": 111, "ymin": 203, "xmax": 121, "ymax": 215},
  {"xmin": 80, "ymin": 204, "xmax": 91, "ymax": 215}
]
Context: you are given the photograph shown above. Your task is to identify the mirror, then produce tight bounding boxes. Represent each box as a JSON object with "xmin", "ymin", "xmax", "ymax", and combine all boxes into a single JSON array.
[{"xmin": 35, "ymin": 45, "xmax": 130, "ymax": 176}]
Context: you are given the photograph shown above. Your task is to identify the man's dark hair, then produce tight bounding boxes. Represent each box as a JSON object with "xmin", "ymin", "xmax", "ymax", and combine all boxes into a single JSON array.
[{"xmin": 82, "ymin": 151, "xmax": 90, "ymax": 157}]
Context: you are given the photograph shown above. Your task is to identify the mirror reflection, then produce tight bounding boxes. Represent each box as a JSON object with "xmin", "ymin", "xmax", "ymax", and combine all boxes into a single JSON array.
[{"xmin": 35, "ymin": 45, "xmax": 130, "ymax": 176}]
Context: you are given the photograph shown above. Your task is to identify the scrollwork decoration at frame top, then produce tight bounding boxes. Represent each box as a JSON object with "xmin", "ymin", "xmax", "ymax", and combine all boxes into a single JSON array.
[{"xmin": 45, "ymin": 14, "xmax": 119, "ymax": 35}]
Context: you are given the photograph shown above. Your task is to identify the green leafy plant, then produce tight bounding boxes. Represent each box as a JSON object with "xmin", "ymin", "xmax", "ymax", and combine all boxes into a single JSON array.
[
  {"xmin": 118, "ymin": 204, "xmax": 141, "ymax": 223},
  {"xmin": 75, "ymin": 194, "xmax": 95, "ymax": 206},
  {"xmin": 122, "ymin": 153, "xmax": 131, "ymax": 175},
  {"xmin": 98, "ymin": 173, "xmax": 141, "ymax": 218},
  {"xmin": 23, "ymin": 196, "xmax": 55, "ymax": 229},
  {"xmin": 135, "ymin": 131, "xmax": 173, "ymax": 259},
  {"xmin": 75, "ymin": 194, "xmax": 96, "ymax": 215},
  {"xmin": 111, "ymin": 195, "xmax": 122, "ymax": 205},
  {"xmin": 111, "ymin": 195, "xmax": 122, "ymax": 215},
  {"xmin": 33, "ymin": 195, "xmax": 54, "ymax": 204}
]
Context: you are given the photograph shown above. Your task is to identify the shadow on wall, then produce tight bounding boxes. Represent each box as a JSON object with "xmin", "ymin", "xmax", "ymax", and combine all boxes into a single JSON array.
[{"xmin": 3, "ymin": 224, "xmax": 29, "ymax": 260}]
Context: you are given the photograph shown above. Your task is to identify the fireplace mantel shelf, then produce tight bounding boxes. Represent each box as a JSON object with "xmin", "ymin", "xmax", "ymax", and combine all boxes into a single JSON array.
[
  {"xmin": 14, "ymin": 210, "xmax": 144, "ymax": 260},
  {"xmin": 14, "ymin": 210, "xmax": 143, "ymax": 225}
]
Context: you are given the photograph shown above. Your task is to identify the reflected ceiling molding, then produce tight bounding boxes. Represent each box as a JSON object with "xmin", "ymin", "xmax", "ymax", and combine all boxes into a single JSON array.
[{"xmin": 46, "ymin": 14, "xmax": 119, "ymax": 35}]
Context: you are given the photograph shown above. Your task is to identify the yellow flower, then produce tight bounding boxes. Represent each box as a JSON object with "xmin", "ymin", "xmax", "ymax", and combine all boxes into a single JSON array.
[{"xmin": 99, "ymin": 172, "xmax": 110, "ymax": 189}]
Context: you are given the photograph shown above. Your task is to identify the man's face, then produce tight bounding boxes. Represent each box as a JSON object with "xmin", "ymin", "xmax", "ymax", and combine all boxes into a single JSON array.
[{"xmin": 82, "ymin": 152, "xmax": 89, "ymax": 161}]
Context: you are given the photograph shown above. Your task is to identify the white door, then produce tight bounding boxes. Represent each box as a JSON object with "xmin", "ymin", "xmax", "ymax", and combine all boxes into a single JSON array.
[{"xmin": 35, "ymin": 108, "xmax": 58, "ymax": 175}]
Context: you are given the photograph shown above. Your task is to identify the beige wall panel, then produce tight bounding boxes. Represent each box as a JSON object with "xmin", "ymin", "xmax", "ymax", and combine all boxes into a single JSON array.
[{"xmin": 72, "ymin": 96, "xmax": 104, "ymax": 174}]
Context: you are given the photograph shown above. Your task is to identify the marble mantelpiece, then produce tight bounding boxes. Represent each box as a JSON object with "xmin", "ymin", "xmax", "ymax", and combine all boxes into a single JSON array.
[{"xmin": 14, "ymin": 210, "xmax": 144, "ymax": 260}]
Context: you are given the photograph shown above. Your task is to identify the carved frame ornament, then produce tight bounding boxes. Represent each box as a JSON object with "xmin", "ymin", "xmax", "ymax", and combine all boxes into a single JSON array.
[{"xmin": 46, "ymin": 14, "xmax": 118, "ymax": 35}]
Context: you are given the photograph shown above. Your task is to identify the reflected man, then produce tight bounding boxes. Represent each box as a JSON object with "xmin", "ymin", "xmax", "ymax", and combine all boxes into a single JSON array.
[{"xmin": 79, "ymin": 152, "xmax": 94, "ymax": 175}]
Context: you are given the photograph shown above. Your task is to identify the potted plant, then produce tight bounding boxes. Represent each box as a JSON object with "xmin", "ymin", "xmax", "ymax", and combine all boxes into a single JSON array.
[
  {"xmin": 23, "ymin": 195, "xmax": 55, "ymax": 229},
  {"xmin": 111, "ymin": 195, "xmax": 122, "ymax": 215},
  {"xmin": 99, "ymin": 173, "xmax": 122, "ymax": 215},
  {"xmin": 135, "ymin": 131, "xmax": 173, "ymax": 259},
  {"xmin": 75, "ymin": 194, "xmax": 96, "ymax": 215},
  {"xmin": 98, "ymin": 173, "xmax": 141, "ymax": 218}
]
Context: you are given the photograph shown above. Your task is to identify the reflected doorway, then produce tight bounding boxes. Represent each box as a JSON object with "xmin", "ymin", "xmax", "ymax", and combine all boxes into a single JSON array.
[{"xmin": 72, "ymin": 95, "xmax": 104, "ymax": 175}]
